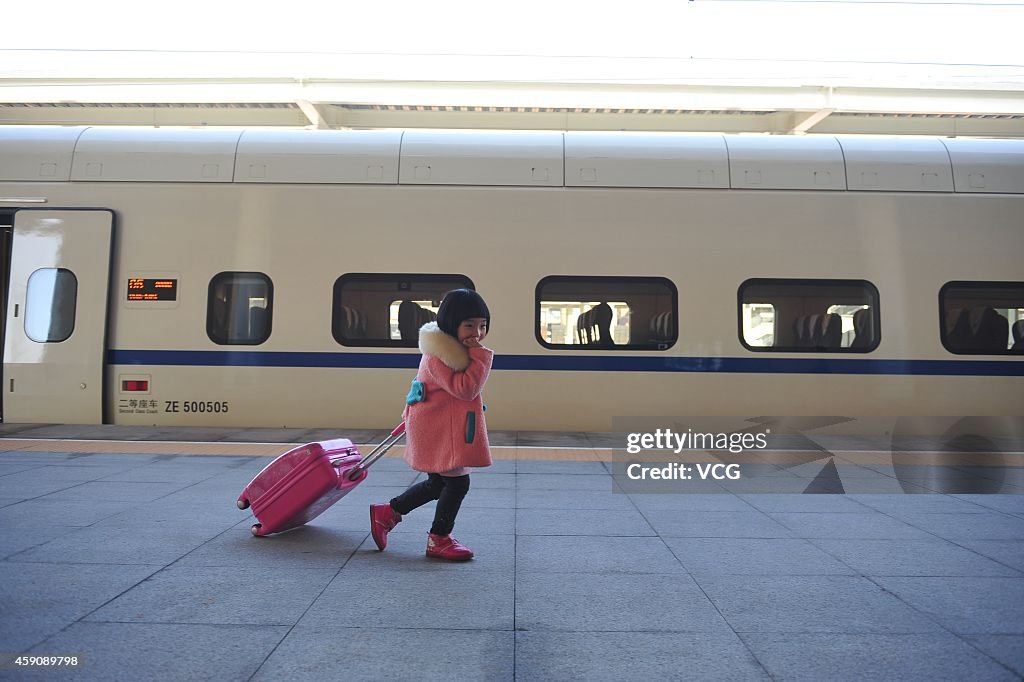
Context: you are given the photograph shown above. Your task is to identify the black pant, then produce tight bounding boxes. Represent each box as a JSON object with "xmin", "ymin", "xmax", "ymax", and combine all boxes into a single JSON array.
[{"xmin": 389, "ymin": 473, "xmax": 470, "ymax": 537}]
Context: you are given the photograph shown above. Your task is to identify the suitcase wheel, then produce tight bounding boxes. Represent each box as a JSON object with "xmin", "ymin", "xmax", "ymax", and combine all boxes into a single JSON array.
[
  {"xmin": 251, "ymin": 523, "xmax": 263, "ymax": 536},
  {"xmin": 236, "ymin": 498, "xmax": 250, "ymax": 510}
]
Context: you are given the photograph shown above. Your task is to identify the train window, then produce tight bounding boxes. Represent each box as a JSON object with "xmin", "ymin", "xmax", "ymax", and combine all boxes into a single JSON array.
[
  {"xmin": 536, "ymin": 276, "xmax": 677, "ymax": 350},
  {"xmin": 24, "ymin": 268, "xmax": 77, "ymax": 343},
  {"xmin": 739, "ymin": 279, "xmax": 879, "ymax": 352},
  {"xmin": 333, "ymin": 273, "xmax": 474, "ymax": 347},
  {"xmin": 940, "ymin": 281, "xmax": 1024, "ymax": 354},
  {"xmin": 207, "ymin": 272, "xmax": 273, "ymax": 345}
]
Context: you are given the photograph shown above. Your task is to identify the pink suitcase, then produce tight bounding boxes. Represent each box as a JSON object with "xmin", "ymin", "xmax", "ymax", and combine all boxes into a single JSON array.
[{"xmin": 236, "ymin": 423, "xmax": 404, "ymax": 536}]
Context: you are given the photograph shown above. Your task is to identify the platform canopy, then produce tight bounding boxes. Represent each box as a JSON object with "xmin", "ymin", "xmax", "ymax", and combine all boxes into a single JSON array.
[{"xmin": 2, "ymin": 0, "xmax": 1023, "ymax": 136}]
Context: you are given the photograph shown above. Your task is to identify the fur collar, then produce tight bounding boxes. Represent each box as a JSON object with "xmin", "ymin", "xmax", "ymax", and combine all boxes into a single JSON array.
[{"xmin": 418, "ymin": 322, "xmax": 470, "ymax": 371}]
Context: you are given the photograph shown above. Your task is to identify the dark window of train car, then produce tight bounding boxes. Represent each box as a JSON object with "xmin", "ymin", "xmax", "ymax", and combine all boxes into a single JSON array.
[
  {"xmin": 24, "ymin": 268, "xmax": 77, "ymax": 343},
  {"xmin": 536, "ymin": 276, "xmax": 677, "ymax": 350},
  {"xmin": 333, "ymin": 274, "xmax": 475, "ymax": 347},
  {"xmin": 739, "ymin": 279, "xmax": 879, "ymax": 352},
  {"xmin": 207, "ymin": 272, "xmax": 273, "ymax": 345},
  {"xmin": 940, "ymin": 281, "xmax": 1024, "ymax": 355}
]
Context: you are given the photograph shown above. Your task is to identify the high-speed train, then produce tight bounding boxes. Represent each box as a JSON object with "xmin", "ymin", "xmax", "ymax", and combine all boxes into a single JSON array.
[{"xmin": 1, "ymin": 126, "xmax": 1022, "ymax": 433}]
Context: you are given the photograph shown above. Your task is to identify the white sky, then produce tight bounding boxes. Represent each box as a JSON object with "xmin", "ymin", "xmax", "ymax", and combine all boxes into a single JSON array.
[{"xmin": 4, "ymin": 0, "xmax": 1024, "ymax": 87}]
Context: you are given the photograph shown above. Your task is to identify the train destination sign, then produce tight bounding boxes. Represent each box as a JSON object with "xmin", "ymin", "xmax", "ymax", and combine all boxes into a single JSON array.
[{"xmin": 127, "ymin": 278, "xmax": 178, "ymax": 301}]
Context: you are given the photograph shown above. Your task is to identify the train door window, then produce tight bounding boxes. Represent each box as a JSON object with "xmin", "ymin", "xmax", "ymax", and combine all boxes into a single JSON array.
[
  {"xmin": 207, "ymin": 272, "xmax": 273, "ymax": 345},
  {"xmin": 24, "ymin": 268, "xmax": 78, "ymax": 343},
  {"xmin": 739, "ymin": 279, "xmax": 879, "ymax": 352},
  {"xmin": 333, "ymin": 274, "xmax": 474, "ymax": 347},
  {"xmin": 536, "ymin": 276, "xmax": 676, "ymax": 350},
  {"xmin": 940, "ymin": 281, "xmax": 1024, "ymax": 355}
]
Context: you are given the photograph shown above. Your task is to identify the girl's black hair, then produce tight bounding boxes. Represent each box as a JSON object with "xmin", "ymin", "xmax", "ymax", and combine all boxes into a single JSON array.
[{"xmin": 436, "ymin": 288, "xmax": 490, "ymax": 338}]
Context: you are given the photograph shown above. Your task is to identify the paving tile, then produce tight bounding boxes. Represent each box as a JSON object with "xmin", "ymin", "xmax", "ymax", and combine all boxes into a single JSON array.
[
  {"xmin": 515, "ymin": 508, "xmax": 655, "ymax": 536},
  {"xmin": 0, "ymin": 497, "xmax": 141, "ymax": 528},
  {"xmin": 740, "ymin": 494, "xmax": 872, "ymax": 513},
  {"xmin": 0, "ymin": 472, "xmax": 94, "ymax": 498},
  {"xmin": 646, "ymin": 510, "xmax": 795, "ymax": 539},
  {"xmin": 253, "ymin": 626, "xmax": 514, "ymax": 682},
  {"xmin": 874, "ymin": 577, "xmax": 1024, "ymax": 634},
  {"xmin": 769, "ymin": 512, "xmax": 934, "ymax": 540},
  {"xmin": 851, "ymin": 493, "xmax": 995, "ymax": 515},
  {"xmin": 515, "ymin": 572, "xmax": 730, "ymax": 633},
  {"xmin": 516, "ymin": 473, "xmax": 617, "ymax": 492},
  {"xmin": 811, "ymin": 539, "xmax": 1023, "ymax": 577},
  {"xmin": 0, "ymin": 462, "xmax": 47, "ymax": 476},
  {"xmin": 174, "ymin": 527, "xmax": 366, "ymax": 569},
  {"xmin": 515, "ymin": 460, "xmax": 609, "ymax": 475},
  {"xmin": 957, "ymin": 540, "xmax": 1024, "ymax": 574},
  {"xmin": 299, "ymin": 570, "xmax": 514, "ymax": 630},
  {"xmin": 35, "ymin": 480, "xmax": 193, "ymax": 504},
  {"xmin": 95, "ymin": 459, "xmax": 241, "ymax": 484},
  {"xmin": 516, "ymin": 536, "xmax": 683, "ymax": 574},
  {"xmin": 0, "ymin": 562, "xmax": 158, "ymax": 652},
  {"xmin": 741, "ymin": 632, "xmax": 1018, "ymax": 682},
  {"xmin": 0, "ymin": 525, "xmax": 77, "ymax": 560},
  {"xmin": 516, "ymin": 631, "xmax": 770, "ymax": 681},
  {"xmin": 666, "ymin": 538, "xmax": 854, "ymax": 576},
  {"xmin": 953, "ymin": 495, "xmax": 1024, "ymax": 515},
  {"xmin": 630, "ymin": 493, "xmax": 755, "ymax": 512},
  {"xmin": 964, "ymin": 635, "xmax": 1024, "ymax": 677},
  {"xmin": 86, "ymin": 565, "xmax": 337, "ymax": 626},
  {"xmin": 693, "ymin": 575, "xmax": 944, "ymax": 634},
  {"xmin": 894, "ymin": 511, "xmax": 1024, "ymax": 541},
  {"xmin": 7, "ymin": 522, "xmax": 230, "ymax": 566},
  {"xmin": 516, "ymin": 488, "xmax": 635, "ymax": 510},
  {"xmin": 101, "ymin": 499, "xmax": 250, "ymax": 529},
  {"xmin": 20, "ymin": 622, "xmax": 289, "ymax": 682},
  {"xmin": 462, "ymin": 487, "xmax": 516, "ymax": 508}
]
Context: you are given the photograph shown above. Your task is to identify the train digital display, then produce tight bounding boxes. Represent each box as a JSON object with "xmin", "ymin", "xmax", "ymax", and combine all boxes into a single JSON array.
[{"xmin": 127, "ymin": 278, "xmax": 178, "ymax": 301}]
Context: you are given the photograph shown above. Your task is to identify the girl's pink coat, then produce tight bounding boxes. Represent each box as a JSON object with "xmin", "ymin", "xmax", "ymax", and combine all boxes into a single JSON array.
[{"xmin": 402, "ymin": 322, "xmax": 493, "ymax": 473}]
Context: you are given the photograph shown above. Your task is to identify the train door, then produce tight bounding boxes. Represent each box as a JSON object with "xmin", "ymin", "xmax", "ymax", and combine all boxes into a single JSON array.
[
  {"xmin": 2, "ymin": 209, "xmax": 113, "ymax": 424},
  {"xmin": 0, "ymin": 211, "xmax": 12, "ymax": 421}
]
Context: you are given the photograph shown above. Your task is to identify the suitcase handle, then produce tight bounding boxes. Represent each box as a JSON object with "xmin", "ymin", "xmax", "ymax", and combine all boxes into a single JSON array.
[{"xmin": 346, "ymin": 422, "xmax": 406, "ymax": 480}]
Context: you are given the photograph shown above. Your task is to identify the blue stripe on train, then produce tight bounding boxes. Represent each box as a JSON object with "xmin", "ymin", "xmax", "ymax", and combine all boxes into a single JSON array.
[{"xmin": 107, "ymin": 350, "xmax": 1024, "ymax": 376}]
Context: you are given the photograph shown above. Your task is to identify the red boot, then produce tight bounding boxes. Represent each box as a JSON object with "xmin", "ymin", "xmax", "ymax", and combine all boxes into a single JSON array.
[
  {"xmin": 425, "ymin": 533, "xmax": 474, "ymax": 561},
  {"xmin": 370, "ymin": 503, "xmax": 402, "ymax": 551}
]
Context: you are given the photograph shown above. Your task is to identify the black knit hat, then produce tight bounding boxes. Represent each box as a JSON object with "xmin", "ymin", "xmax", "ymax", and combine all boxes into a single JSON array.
[{"xmin": 436, "ymin": 288, "xmax": 490, "ymax": 338}]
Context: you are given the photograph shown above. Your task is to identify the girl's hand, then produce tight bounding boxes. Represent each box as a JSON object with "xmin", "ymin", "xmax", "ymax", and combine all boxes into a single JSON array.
[{"xmin": 463, "ymin": 337, "xmax": 482, "ymax": 348}]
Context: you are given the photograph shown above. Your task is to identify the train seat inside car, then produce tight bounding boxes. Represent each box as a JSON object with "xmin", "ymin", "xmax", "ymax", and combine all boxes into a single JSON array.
[
  {"xmin": 971, "ymin": 307, "xmax": 1010, "ymax": 352},
  {"xmin": 334, "ymin": 304, "xmax": 368, "ymax": 341},
  {"xmin": 789, "ymin": 312, "xmax": 844, "ymax": 350},
  {"xmin": 819, "ymin": 312, "xmax": 842, "ymax": 349},
  {"xmin": 851, "ymin": 308, "xmax": 873, "ymax": 349},
  {"xmin": 574, "ymin": 303, "xmax": 614, "ymax": 347},
  {"xmin": 946, "ymin": 307, "xmax": 1012, "ymax": 353},
  {"xmin": 649, "ymin": 311, "xmax": 674, "ymax": 345}
]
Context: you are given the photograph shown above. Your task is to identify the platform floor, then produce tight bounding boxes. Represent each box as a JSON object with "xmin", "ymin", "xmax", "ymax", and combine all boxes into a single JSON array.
[{"xmin": 1, "ymin": 425, "xmax": 1023, "ymax": 681}]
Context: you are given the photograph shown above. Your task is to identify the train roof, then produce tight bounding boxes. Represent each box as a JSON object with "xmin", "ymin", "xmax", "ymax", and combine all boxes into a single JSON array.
[{"xmin": 1, "ymin": 127, "xmax": 1023, "ymax": 194}]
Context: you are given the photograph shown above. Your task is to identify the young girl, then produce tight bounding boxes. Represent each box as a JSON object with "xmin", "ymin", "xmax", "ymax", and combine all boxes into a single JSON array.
[{"xmin": 370, "ymin": 288, "xmax": 492, "ymax": 561}]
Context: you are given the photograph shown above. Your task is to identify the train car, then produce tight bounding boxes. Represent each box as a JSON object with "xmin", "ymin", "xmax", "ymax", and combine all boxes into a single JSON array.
[{"xmin": 1, "ymin": 126, "xmax": 1022, "ymax": 434}]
